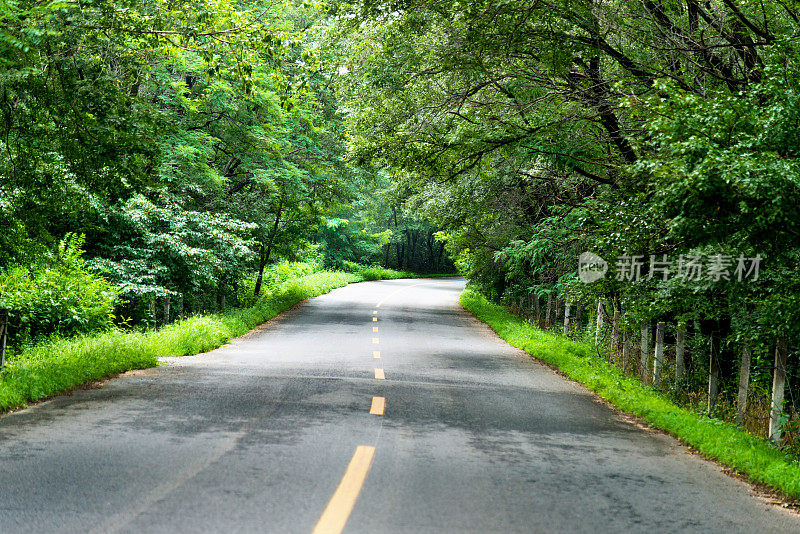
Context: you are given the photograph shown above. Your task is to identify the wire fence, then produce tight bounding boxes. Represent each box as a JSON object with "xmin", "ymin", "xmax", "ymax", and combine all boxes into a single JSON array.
[{"xmin": 508, "ymin": 294, "xmax": 799, "ymax": 447}]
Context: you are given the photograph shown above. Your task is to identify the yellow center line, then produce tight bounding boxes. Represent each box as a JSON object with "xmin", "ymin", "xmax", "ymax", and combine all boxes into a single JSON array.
[
  {"xmin": 372, "ymin": 310, "xmax": 378, "ymax": 315},
  {"xmin": 372, "ymin": 338, "xmax": 379, "ymax": 344},
  {"xmin": 311, "ymin": 446, "xmax": 376, "ymax": 534},
  {"xmin": 373, "ymin": 351, "xmax": 381, "ymax": 359},
  {"xmin": 369, "ymin": 396, "xmax": 385, "ymax": 415},
  {"xmin": 372, "ymin": 326, "xmax": 378, "ymax": 333},
  {"xmin": 372, "ymin": 317, "xmax": 377, "ymax": 322},
  {"xmin": 374, "ymin": 368, "xmax": 385, "ymax": 380}
]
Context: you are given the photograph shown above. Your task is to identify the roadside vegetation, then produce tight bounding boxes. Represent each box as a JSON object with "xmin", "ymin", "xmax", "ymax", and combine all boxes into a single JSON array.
[
  {"xmin": 0, "ymin": 1, "xmax": 454, "ymax": 411},
  {"xmin": 462, "ymin": 288, "xmax": 800, "ymax": 501},
  {"xmin": 0, "ymin": 265, "xmax": 416, "ymax": 413},
  {"xmin": 331, "ymin": 2, "xmax": 800, "ymax": 450},
  {"xmin": 3, "ymin": 0, "xmax": 799, "ymax": 497}
]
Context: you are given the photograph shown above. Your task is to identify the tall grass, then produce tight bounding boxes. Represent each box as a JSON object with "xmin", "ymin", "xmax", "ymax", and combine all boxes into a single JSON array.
[
  {"xmin": 461, "ymin": 287, "xmax": 800, "ymax": 500},
  {"xmin": 0, "ymin": 269, "xmax": 398, "ymax": 412}
]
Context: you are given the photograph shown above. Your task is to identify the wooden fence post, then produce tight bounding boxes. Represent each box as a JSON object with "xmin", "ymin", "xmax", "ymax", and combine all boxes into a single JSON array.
[
  {"xmin": 0, "ymin": 308, "xmax": 8, "ymax": 370},
  {"xmin": 675, "ymin": 323, "xmax": 686, "ymax": 382},
  {"xmin": 736, "ymin": 345, "xmax": 752, "ymax": 426},
  {"xmin": 595, "ymin": 300, "xmax": 604, "ymax": 345},
  {"xmin": 610, "ymin": 310, "xmax": 620, "ymax": 354},
  {"xmin": 708, "ymin": 333, "xmax": 721, "ymax": 414},
  {"xmin": 769, "ymin": 337, "xmax": 789, "ymax": 443},
  {"xmin": 621, "ymin": 330, "xmax": 630, "ymax": 373},
  {"xmin": 545, "ymin": 294, "xmax": 553, "ymax": 329},
  {"xmin": 640, "ymin": 324, "xmax": 650, "ymax": 384},
  {"xmin": 653, "ymin": 321, "xmax": 665, "ymax": 387}
]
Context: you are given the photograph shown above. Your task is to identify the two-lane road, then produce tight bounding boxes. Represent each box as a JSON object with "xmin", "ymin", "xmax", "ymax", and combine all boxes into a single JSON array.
[{"xmin": 0, "ymin": 278, "xmax": 796, "ymax": 532}]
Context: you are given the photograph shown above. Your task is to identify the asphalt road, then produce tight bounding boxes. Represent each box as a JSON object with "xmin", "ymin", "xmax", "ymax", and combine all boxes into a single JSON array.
[{"xmin": 0, "ymin": 278, "xmax": 797, "ymax": 533}]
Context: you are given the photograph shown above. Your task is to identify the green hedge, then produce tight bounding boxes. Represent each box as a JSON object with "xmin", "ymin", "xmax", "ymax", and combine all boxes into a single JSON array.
[{"xmin": 460, "ymin": 287, "xmax": 800, "ymax": 500}]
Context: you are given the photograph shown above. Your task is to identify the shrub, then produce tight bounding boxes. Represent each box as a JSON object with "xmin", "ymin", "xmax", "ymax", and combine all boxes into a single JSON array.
[
  {"xmin": 236, "ymin": 260, "xmax": 321, "ymax": 307},
  {"xmin": 0, "ymin": 235, "xmax": 119, "ymax": 344}
]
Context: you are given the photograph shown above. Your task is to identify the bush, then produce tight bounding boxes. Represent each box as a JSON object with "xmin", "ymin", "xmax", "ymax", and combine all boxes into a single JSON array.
[
  {"xmin": 236, "ymin": 260, "xmax": 321, "ymax": 307},
  {"xmin": 0, "ymin": 235, "xmax": 119, "ymax": 344}
]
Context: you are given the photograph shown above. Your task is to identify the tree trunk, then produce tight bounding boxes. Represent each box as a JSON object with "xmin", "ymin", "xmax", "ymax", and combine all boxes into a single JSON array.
[
  {"xmin": 769, "ymin": 337, "xmax": 789, "ymax": 442},
  {"xmin": 736, "ymin": 345, "xmax": 752, "ymax": 426},
  {"xmin": 563, "ymin": 303, "xmax": 571, "ymax": 335},
  {"xmin": 595, "ymin": 300, "xmax": 604, "ymax": 345},
  {"xmin": 163, "ymin": 295, "xmax": 171, "ymax": 325},
  {"xmin": 406, "ymin": 230, "xmax": 419, "ymax": 269},
  {"xmin": 253, "ymin": 199, "xmax": 284, "ymax": 297},
  {"xmin": 545, "ymin": 294, "xmax": 553, "ymax": 329},
  {"xmin": 675, "ymin": 323, "xmax": 686, "ymax": 381},
  {"xmin": 426, "ymin": 231, "xmax": 435, "ymax": 272}
]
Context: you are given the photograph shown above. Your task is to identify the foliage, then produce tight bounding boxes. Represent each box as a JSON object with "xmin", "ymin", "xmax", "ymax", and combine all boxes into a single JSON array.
[
  {"xmin": 0, "ymin": 0, "xmax": 354, "ymax": 324},
  {"xmin": 317, "ymin": 217, "xmax": 391, "ymax": 268},
  {"xmin": 332, "ymin": 0, "xmax": 800, "ymax": 434},
  {"xmin": 316, "ymin": 168, "xmax": 456, "ymax": 273},
  {"xmin": 87, "ymin": 195, "xmax": 257, "ymax": 301},
  {"xmin": 236, "ymin": 259, "xmax": 320, "ymax": 307},
  {"xmin": 0, "ymin": 235, "xmax": 119, "ymax": 344}
]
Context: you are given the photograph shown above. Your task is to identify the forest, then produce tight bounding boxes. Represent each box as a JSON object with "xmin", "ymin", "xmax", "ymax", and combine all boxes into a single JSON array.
[{"xmin": 1, "ymin": 1, "xmax": 800, "ymax": 451}]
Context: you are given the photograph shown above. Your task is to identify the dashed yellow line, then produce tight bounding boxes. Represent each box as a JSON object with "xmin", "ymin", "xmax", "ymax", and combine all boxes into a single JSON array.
[
  {"xmin": 372, "ymin": 338, "xmax": 379, "ymax": 344},
  {"xmin": 374, "ymin": 368, "xmax": 385, "ymax": 380},
  {"xmin": 372, "ymin": 326, "xmax": 378, "ymax": 333},
  {"xmin": 372, "ymin": 317, "xmax": 377, "ymax": 322},
  {"xmin": 372, "ymin": 310, "xmax": 378, "ymax": 315},
  {"xmin": 369, "ymin": 396, "xmax": 385, "ymax": 415},
  {"xmin": 312, "ymin": 446, "xmax": 376, "ymax": 534},
  {"xmin": 373, "ymin": 351, "xmax": 380, "ymax": 359}
]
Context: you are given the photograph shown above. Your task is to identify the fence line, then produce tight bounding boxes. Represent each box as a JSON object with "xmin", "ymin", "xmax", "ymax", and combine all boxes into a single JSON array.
[{"xmin": 509, "ymin": 294, "xmax": 795, "ymax": 443}]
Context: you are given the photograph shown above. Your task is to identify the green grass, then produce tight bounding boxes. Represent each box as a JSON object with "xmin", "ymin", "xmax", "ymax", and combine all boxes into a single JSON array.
[
  {"xmin": 0, "ymin": 268, "xmax": 412, "ymax": 413},
  {"xmin": 460, "ymin": 287, "xmax": 800, "ymax": 500}
]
